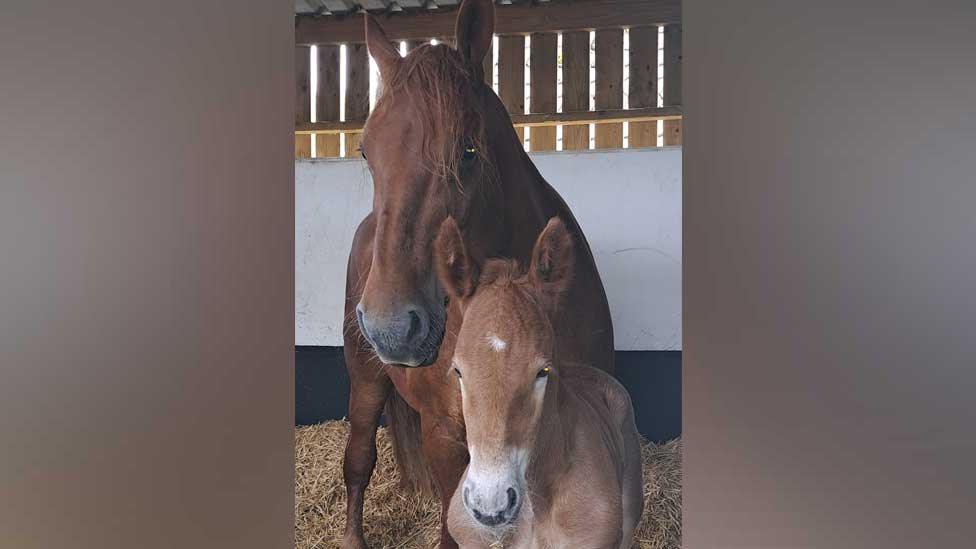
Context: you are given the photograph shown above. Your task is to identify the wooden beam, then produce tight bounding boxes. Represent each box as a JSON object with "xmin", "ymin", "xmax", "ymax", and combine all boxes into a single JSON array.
[
  {"xmin": 561, "ymin": 30, "xmax": 590, "ymax": 151},
  {"xmin": 594, "ymin": 29, "xmax": 623, "ymax": 149},
  {"xmin": 628, "ymin": 25, "xmax": 659, "ymax": 148},
  {"xmin": 344, "ymin": 43, "xmax": 370, "ymax": 156},
  {"xmin": 296, "ymin": 0, "xmax": 681, "ymax": 45},
  {"xmin": 297, "ymin": 106, "xmax": 682, "ymax": 134},
  {"xmin": 295, "ymin": 46, "xmax": 312, "ymax": 159},
  {"xmin": 498, "ymin": 35, "xmax": 525, "ymax": 144},
  {"xmin": 663, "ymin": 23, "xmax": 682, "ymax": 146},
  {"xmin": 315, "ymin": 44, "xmax": 341, "ymax": 158},
  {"xmin": 529, "ymin": 32, "xmax": 557, "ymax": 151}
]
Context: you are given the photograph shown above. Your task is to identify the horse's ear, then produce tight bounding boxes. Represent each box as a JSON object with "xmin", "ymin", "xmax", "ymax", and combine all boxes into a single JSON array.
[
  {"xmin": 454, "ymin": 0, "xmax": 494, "ymax": 76},
  {"xmin": 364, "ymin": 14, "xmax": 400, "ymax": 77},
  {"xmin": 529, "ymin": 217, "xmax": 575, "ymax": 298},
  {"xmin": 435, "ymin": 217, "xmax": 480, "ymax": 301}
]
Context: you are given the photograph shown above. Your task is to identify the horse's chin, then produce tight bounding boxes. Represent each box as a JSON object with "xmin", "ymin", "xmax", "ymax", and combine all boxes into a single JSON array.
[{"xmin": 379, "ymin": 317, "xmax": 444, "ymax": 368}]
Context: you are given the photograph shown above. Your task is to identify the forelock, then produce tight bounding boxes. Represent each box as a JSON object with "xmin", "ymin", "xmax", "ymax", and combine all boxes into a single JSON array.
[{"xmin": 374, "ymin": 44, "xmax": 489, "ymax": 186}]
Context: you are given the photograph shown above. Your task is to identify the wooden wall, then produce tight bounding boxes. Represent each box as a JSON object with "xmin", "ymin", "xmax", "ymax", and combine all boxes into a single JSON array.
[{"xmin": 295, "ymin": 23, "xmax": 682, "ymax": 159}]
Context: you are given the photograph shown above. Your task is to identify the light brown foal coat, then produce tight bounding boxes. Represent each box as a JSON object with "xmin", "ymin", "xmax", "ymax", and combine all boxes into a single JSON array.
[
  {"xmin": 448, "ymin": 366, "xmax": 644, "ymax": 549},
  {"xmin": 434, "ymin": 218, "xmax": 642, "ymax": 549}
]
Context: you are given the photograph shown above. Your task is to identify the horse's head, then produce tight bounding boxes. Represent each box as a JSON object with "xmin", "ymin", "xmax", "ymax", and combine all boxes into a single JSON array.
[
  {"xmin": 356, "ymin": 0, "xmax": 507, "ymax": 367},
  {"xmin": 434, "ymin": 216, "xmax": 575, "ymax": 530}
]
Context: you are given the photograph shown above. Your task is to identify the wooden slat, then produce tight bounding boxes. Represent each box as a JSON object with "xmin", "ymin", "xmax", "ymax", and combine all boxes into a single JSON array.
[
  {"xmin": 298, "ymin": 106, "xmax": 681, "ymax": 134},
  {"xmin": 561, "ymin": 30, "xmax": 590, "ymax": 151},
  {"xmin": 628, "ymin": 25, "xmax": 658, "ymax": 148},
  {"xmin": 295, "ymin": 46, "xmax": 312, "ymax": 159},
  {"xmin": 663, "ymin": 23, "xmax": 682, "ymax": 146},
  {"xmin": 296, "ymin": 0, "xmax": 682, "ymax": 45},
  {"xmin": 344, "ymin": 42, "xmax": 370, "ymax": 156},
  {"xmin": 315, "ymin": 44, "xmax": 341, "ymax": 158},
  {"xmin": 295, "ymin": 134, "xmax": 312, "ymax": 159},
  {"xmin": 594, "ymin": 29, "xmax": 623, "ymax": 149},
  {"xmin": 529, "ymin": 33, "xmax": 557, "ymax": 151},
  {"xmin": 498, "ymin": 35, "xmax": 525, "ymax": 144},
  {"xmin": 296, "ymin": 46, "xmax": 311, "ymax": 125}
]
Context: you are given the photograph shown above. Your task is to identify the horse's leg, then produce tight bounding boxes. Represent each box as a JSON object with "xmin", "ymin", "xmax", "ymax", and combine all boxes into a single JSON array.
[
  {"xmin": 421, "ymin": 412, "xmax": 468, "ymax": 549},
  {"xmin": 342, "ymin": 371, "xmax": 392, "ymax": 549}
]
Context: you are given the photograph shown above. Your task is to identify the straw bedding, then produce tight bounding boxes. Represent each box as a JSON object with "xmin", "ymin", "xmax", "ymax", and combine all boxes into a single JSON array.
[{"xmin": 296, "ymin": 420, "xmax": 680, "ymax": 548}]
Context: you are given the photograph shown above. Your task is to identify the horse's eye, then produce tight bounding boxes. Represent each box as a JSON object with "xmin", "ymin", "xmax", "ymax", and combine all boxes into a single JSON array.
[
  {"xmin": 359, "ymin": 148, "xmax": 367, "ymax": 160},
  {"xmin": 453, "ymin": 367, "xmax": 462, "ymax": 379},
  {"xmin": 461, "ymin": 144, "xmax": 477, "ymax": 164},
  {"xmin": 536, "ymin": 366, "xmax": 550, "ymax": 379}
]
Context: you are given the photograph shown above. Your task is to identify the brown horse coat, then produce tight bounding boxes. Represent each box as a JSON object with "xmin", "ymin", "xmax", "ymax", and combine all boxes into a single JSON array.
[{"xmin": 340, "ymin": 1, "xmax": 615, "ymax": 547}]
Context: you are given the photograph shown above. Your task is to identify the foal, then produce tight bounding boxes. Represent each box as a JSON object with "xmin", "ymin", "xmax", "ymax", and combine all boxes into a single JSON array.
[{"xmin": 434, "ymin": 217, "xmax": 643, "ymax": 548}]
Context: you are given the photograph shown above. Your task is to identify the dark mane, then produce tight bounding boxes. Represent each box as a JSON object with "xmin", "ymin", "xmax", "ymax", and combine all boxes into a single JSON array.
[{"xmin": 373, "ymin": 44, "xmax": 490, "ymax": 186}]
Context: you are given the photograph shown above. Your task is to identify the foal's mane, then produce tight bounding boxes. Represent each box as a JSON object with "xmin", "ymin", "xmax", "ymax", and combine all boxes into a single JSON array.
[
  {"xmin": 479, "ymin": 258, "xmax": 523, "ymax": 288},
  {"xmin": 373, "ymin": 43, "xmax": 492, "ymax": 186}
]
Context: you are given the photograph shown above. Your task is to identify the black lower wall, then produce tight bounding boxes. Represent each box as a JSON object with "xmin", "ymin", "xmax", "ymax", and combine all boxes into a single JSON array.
[{"xmin": 296, "ymin": 346, "xmax": 681, "ymax": 443}]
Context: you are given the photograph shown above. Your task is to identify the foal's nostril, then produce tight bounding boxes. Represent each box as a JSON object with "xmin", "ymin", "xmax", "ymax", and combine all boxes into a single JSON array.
[{"xmin": 506, "ymin": 487, "xmax": 518, "ymax": 511}]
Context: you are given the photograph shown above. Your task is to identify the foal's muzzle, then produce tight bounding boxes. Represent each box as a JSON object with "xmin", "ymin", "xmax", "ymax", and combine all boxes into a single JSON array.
[{"xmin": 462, "ymin": 483, "xmax": 521, "ymax": 528}]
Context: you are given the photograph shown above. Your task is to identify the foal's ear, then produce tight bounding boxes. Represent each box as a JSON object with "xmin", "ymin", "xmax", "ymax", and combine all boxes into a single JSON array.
[
  {"xmin": 435, "ymin": 217, "xmax": 480, "ymax": 300},
  {"xmin": 454, "ymin": 0, "xmax": 494, "ymax": 76},
  {"xmin": 364, "ymin": 14, "xmax": 400, "ymax": 77},
  {"xmin": 529, "ymin": 217, "xmax": 576, "ymax": 297}
]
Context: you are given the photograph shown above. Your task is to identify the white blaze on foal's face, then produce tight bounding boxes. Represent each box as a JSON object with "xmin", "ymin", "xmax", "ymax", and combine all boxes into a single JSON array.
[{"xmin": 452, "ymin": 284, "xmax": 554, "ymax": 529}]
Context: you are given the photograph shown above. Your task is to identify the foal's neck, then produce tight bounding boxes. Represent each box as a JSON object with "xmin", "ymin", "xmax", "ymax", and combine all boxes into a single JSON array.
[{"xmin": 527, "ymin": 360, "xmax": 578, "ymax": 496}]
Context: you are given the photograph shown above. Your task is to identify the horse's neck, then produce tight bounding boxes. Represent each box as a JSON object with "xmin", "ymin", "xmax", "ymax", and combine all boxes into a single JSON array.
[{"xmin": 495, "ymin": 146, "xmax": 557, "ymax": 258}]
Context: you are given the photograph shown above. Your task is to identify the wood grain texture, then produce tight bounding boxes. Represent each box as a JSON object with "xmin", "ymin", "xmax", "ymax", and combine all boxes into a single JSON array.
[
  {"xmin": 663, "ymin": 24, "xmax": 682, "ymax": 146},
  {"xmin": 561, "ymin": 30, "xmax": 590, "ymax": 151},
  {"xmin": 345, "ymin": 43, "xmax": 370, "ymax": 157},
  {"xmin": 295, "ymin": 135, "xmax": 312, "ymax": 159},
  {"xmin": 498, "ymin": 35, "xmax": 525, "ymax": 144},
  {"xmin": 315, "ymin": 134, "xmax": 340, "ymax": 158},
  {"xmin": 529, "ymin": 33, "xmax": 557, "ymax": 151},
  {"xmin": 316, "ymin": 44, "xmax": 340, "ymax": 157},
  {"xmin": 594, "ymin": 29, "xmax": 623, "ymax": 149},
  {"xmin": 296, "ymin": 46, "xmax": 311, "ymax": 159},
  {"xmin": 295, "ymin": 46, "xmax": 311, "ymax": 125},
  {"xmin": 628, "ymin": 26, "xmax": 659, "ymax": 148},
  {"xmin": 297, "ymin": 106, "xmax": 681, "ymax": 133}
]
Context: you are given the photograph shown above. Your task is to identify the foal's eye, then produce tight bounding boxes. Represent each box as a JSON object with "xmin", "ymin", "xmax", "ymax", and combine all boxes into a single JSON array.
[
  {"xmin": 359, "ymin": 148, "xmax": 367, "ymax": 160},
  {"xmin": 536, "ymin": 366, "xmax": 551, "ymax": 379},
  {"xmin": 453, "ymin": 367, "xmax": 462, "ymax": 379}
]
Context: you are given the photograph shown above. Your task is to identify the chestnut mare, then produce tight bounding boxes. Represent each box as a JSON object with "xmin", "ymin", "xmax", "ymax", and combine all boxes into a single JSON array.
[
  {"xmin": 435, "ymin": 217, "xmax": 643, "ymax": 548},
  {"xmin": 342, "ymin": 1, "xmax": 614, "ymax": 547}
]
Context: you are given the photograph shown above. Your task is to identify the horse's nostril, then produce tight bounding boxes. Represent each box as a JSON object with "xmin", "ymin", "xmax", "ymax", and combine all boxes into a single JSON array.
[
  {"xmin": 506, "ymin": 487, "xmax": 518, "ymax": 510},
  {"xmin": 355, "ymin": 305, "xmax": 369, "ymax": 338},
  {"xmin": 406, "ymin": 310, "xmax": 422, "ymax": 341}
]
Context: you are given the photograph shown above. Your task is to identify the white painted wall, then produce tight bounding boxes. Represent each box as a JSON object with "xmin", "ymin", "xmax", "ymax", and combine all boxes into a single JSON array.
[{"xmin": 296, "ymin": 147, "xmax": 681, "ymax": 350}]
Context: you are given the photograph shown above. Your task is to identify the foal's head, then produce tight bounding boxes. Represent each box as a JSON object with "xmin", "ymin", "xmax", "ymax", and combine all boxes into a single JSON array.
[
  {"xmin": 434, "ymin": 216, "xmax": 575, "ymax": 530},
  {"xmin": 355, "ymin": 0, "xmax": 511, "ymax": 367}
]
